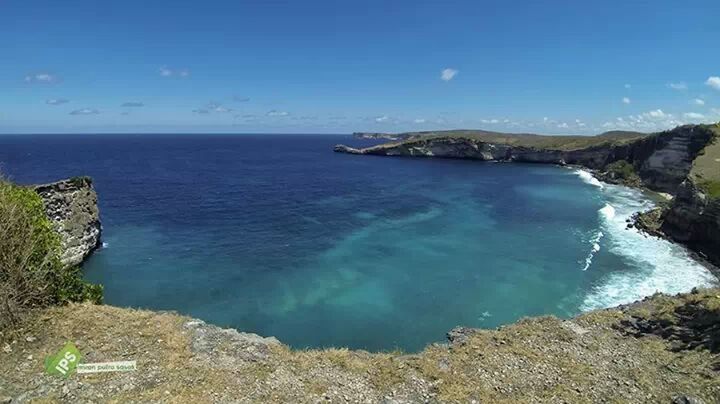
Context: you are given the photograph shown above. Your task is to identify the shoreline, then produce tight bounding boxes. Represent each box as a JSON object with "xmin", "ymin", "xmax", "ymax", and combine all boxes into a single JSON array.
[{"xmin": 571, "ymin": 166, "xmax": 720, "ymax": 283}]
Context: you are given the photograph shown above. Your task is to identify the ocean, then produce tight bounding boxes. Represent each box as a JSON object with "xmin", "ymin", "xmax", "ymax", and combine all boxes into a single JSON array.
[{"xmin": 0, "ymin": 134, "xmax": 715, "ymax": 352}]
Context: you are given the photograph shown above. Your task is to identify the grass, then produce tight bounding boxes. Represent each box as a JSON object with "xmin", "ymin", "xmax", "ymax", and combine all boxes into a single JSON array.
[
  {"xmin": 2, "ymin": 289, "xmax": 719, "ymax": 402},
  {"xmin": 690, "ymin": 123, "xmax": 720, "ymax": 199},
  {"xmin": 374, "ymin": 129, "xmax": 648, "ymax": 151},
  {"xmin": 0, "ymin": 178, "xmax": 102, "ymax": 332}
]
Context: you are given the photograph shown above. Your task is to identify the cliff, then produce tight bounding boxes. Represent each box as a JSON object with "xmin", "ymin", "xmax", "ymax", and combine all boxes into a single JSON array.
[
  {"xmin": 1, "ymin": 288, "xmax": 718, "ymax": 402},
  {"xmin": 662, "ymin": 181, "xmax": 720, "ymax": 265},
  {"xmin": 32, "ymin": 177, "xmax": 101, "ymax": 267},
  {"xmin": 336, "ymin": 124, "xmax": 720, "ymax": 267}
]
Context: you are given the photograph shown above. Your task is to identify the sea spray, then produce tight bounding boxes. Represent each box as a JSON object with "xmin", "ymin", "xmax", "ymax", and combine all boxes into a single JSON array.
[
  {"xmin": 581, "ymin": 184, "xmax": 716, "ymax": 311},
  {"xmin": 574, "ymin": 169, "xmax": 604, "ymax": 188},
  {"xmin": 581, "ymin": 230, "xmax": 604, "ymax": 271}
]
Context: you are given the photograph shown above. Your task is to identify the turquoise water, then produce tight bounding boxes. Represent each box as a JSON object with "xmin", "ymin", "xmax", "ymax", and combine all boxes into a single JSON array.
[{"xmin": 0, "ymin": 134, "xmax": 715, "ymax": 351}]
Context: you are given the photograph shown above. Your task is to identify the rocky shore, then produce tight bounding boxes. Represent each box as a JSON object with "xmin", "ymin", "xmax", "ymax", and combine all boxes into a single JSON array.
[
  {"xmin": 3, "ymin": 127, "xmax": 717, "ymax": 402},
  {"xmin": 336, "ymin": 124, "xmax": 720, "ymax": 268},
  {"xmin": 32, "ymin": 177, "xmax": 101, "ymax": 267},
  {"xmin": 2, "ymin": 288, "xmax": 718, "ymax": 402}
]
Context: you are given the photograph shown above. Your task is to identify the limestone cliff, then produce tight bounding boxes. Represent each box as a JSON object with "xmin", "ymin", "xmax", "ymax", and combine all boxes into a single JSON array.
[
  {"xmin": 32, "ymin": 177, "xmax": 101, "ymax": 267},
  {"xmin": 662, "ymin": 181, "xmax": 720, "ymax": 265},
  {"xmin": 336, "ymin": 124, "xmax": 720, "ymax": 266}
]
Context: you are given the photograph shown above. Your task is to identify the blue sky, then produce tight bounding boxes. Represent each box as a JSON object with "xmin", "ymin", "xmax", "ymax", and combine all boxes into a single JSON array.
[{"xmin": 1, "ymin": 0, "xmax": 719, "ymax": 134}]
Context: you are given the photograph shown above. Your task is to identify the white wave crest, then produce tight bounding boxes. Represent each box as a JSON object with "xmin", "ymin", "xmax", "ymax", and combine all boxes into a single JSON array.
[
  {"xmin": 599, "ymin": 203, "xmax": 615, "ymax": 220},
  {"xmin": 581, "ymin": 184, "xmax": 716, "ymax": 311},
  {"xmin": 574, "ymin": 169, "xmax": 604, "ymax": 188},
  {"xmin": 581, "ymin": 231, "xmax": 604, "ymax": 271}
]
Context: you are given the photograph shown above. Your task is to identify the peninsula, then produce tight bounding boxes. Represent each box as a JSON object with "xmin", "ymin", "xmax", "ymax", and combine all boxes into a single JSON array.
[{"xmin": 336, "ymin": 124, "xmax": 720, "ymax": 269}]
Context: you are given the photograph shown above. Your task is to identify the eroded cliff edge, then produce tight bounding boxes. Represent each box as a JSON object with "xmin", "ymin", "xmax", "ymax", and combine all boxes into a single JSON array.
[
  {"xmin": 2, "ymin": 288, "xmax": 718, "ymax": 402},
  {"xmin": 32, "ymin": 177, "xmax": 101, "ymax": 267},
  {"xmin": 335, "ymin": 124, "xmax": 720, "ymax": 267}
]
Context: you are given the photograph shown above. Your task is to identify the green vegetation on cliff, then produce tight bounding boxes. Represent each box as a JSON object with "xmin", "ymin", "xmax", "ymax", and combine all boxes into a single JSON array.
[
  {"xmin": 0, "ymin": 179, "xmax": 102, "ymax": 331},
  {"xmin": 602, "ymin": 160, "xmax": 643, "ymax": 187},
  {"xmin": 691, "ymin": 124, "xmax": 720, "ymax": 199},
  {"xmin": 376, "ymin": 129, "xmax": 647, "ymax": 151}
]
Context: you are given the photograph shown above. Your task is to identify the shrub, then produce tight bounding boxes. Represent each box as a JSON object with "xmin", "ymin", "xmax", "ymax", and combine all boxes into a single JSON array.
[
  {"xmin": 603, "ymin": 160, "xmax": 642, "ymax": 186},
  {"xmin": 698, "ymin": 180, "xmax": 720, "ymax": 200},
  {"xmin": 0, "ymin": 179, "xmax": 102, "ymax": 331}
]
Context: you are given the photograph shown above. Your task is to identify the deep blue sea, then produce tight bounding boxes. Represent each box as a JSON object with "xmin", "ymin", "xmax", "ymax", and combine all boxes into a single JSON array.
[{"xmin": 0, "ymin": 134, "xmax": 715, "ymax": 351}]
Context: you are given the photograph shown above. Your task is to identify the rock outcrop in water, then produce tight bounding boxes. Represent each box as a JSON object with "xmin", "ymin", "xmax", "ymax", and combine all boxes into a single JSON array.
[
  {"xmin": 336, "ymin": 124, "xmax": 720, "ymax": 267},
  {"xmin": 32, "ymin": 177, "xmax": 101, "ymax": 267}
]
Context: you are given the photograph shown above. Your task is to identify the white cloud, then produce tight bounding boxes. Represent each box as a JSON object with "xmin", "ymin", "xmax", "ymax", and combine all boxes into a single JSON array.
[
  {"xmin": 683, "ymin": 112, "xmax": 705, "ymax": 120},
  {"xmin": 622, "ymin": 97, "xmax": 631, "ymax": 104},
  {"xmin": 645, "ymin": 109, "xmax": 668, "ymax": 119},
  {"xmin": 69, "ymin": 108, "xmax": 99, "ymax": 115},
  {"xmin": 233, "ymin": 96, "xmax": 251, "ymax": 102},
  {"xmin": 159, "ymin": 67, "xmax": 190, "ymax": 77},
  {"xmin": 121, "ymin": 102, "xmax": 144, "ymax": 107},
  {"xmin": 24, "ymin": 72, "xmax": 60, "ymax": 84},
  {"xmin": 481, "ymin": 119, "xmax": 499, "ymax": 124},
  {"xmin": 440, "ymin": 68, "xmax": 458, "ymax": 81},
  {"xmin": 557, "ymin": 122, "xmax": 569, "ymax": 128},
  {"xmin": 667, "ymin": 82, "xmax": 688, "ymax": 91},
  {"xmin": 693, "ymin": 98, "xmax": 705, "ymax": 106},
  {"xmin": 375, "ymin": 115, "xmax": 389, "ymax": 123},
  {"xmin": 413, "ymin": 118, "xmax": 426, "ymax": 124},
  {"xmin": 605, "ymin": 109, "xmax": 689, "ymax": 132},
  {"xmin": 624, "ymin": 84, "xmax": 631, "ymax": 89},
  {"xmin": 214, "ymin": 106, "xmax": 232, "ymax": 113},
  {"xmin": 706, "ymin": 76, "xmax": 720, "ymax": 90},
  {"xmin": 267, "ymin": 110, "xmax": 289, "ymax": 117},
  {"xmin": 192, "ymin": 109, "xmax": 210, "ymax": 114},
  {"xmin": 46, "ymin": 98, "xmax": 69, "ymax": 105}
]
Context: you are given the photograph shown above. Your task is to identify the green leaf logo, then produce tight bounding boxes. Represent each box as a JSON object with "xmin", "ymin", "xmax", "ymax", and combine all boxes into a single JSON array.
[{"xmin": 44, "ymin": 342, "xmax": 81, "ymax": 378}]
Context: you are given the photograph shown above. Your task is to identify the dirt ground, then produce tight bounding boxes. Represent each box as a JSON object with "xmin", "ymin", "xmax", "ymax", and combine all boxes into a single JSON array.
[{"xmin": 1, "ymin": 289, "xmax": 719, "ymax": 403}]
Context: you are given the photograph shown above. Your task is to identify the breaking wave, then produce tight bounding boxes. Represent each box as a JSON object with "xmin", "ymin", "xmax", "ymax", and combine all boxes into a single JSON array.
[
  {"xmin": 581, "ymin": 184, "xmax": 716, "ymax": 311},
  {"xmin": 575, "ymin": 169, "xmax": 604, "ymax": 188},
  {"xmin": 581, "ymin": 231, "xmax": 604, "ymax": 271}
]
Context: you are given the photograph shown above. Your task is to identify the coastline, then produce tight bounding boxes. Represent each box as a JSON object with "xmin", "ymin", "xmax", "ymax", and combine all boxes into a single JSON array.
[{"xmin": 573, "ymin": 166, "xmax": 720, "ymax": 283}]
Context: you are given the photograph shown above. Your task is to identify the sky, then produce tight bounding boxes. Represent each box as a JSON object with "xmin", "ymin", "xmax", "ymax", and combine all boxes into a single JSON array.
[{"xmin": 1, "ymin": 0, "xmax": 719, "ymax": 134}]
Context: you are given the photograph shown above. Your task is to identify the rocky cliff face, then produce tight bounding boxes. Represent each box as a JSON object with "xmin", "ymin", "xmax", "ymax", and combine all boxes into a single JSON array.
[
  {"xmin": 336, "ymin": 126, "xmax": 715, "ymax": 187},
  {"xmin": 32, "ymin": 177, "xmax": 101, "ymax": 267},
  {"xmin": 662, "ymin": 181, "xmax": 720, "ymax": 265},
  {"xmin": 623, "ymin": 125, "xmax": 716, "ymax": 193},
  {"xmin": 336, "ymin": 124, "xmax": 720, "ymax": 267}
]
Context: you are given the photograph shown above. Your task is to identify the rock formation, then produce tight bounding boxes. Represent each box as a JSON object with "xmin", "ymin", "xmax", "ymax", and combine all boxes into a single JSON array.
[
  {"xmin": 32, "ymin": 177, "xmax": 101, "ymax": 267},
  {"xmin": 662, "ymin": 181, "xmax": 720, "ymax": 266},
  {"xmin": 336, "ymin": 124, "xmax": 720, "ymax": 267},
  {"xmin": 2, "ymin": 288, "xmax": 718, "ymax": 402}
]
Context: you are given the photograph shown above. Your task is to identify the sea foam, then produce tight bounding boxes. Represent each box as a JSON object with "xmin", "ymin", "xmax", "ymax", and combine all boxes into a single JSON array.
[
  {"xmin": 581, "ymin": 184, "xmax": 716, "ymax": 311},
  {"xmin": 574, "ymin": 169, "xmax": 604, "ymax": 188}
]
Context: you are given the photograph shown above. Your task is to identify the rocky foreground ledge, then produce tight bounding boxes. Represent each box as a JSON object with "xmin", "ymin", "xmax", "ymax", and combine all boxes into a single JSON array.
[
  {"xmin": 1, "ymin": 288, "xmax": 719, "ymax": 402},
  {"xmin": 32, "ymin": 177, "xmax": 101, "ymax": 267}
]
